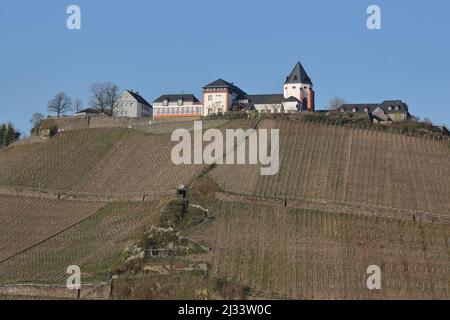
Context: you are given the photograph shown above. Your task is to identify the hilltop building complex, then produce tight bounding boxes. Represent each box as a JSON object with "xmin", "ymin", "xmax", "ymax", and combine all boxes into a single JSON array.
[{"xmin": 68, "ymin": 61, "xmax": 413, "ymax": 123}]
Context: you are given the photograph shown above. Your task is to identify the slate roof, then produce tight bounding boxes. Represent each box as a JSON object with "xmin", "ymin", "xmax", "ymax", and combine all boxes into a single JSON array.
[
  {"xmin": 203, "ymin": 79, "xmax": 247, "ymax": 98},
  {"xmin": 126, "ymin": 90, "xmax": 152, "ymax": 107},
  {"xmin": 285, "ymin": 62, "xmax": 312, "ymax": 85},
  {"xmin": 247, "ymin": 94, "xmax": 285, "ymax": 105},
  {"xmin": 153, "ymin": 94, "xmax": 200, "ymax": 104}
]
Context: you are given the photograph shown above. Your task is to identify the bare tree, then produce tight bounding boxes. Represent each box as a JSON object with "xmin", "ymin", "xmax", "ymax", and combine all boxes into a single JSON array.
[
  {"xmin": 89, "ymin": 83, "xmax": 108, "ymax": 113},
  {"xmin": 48, "ymin": 92, "xmax": 72, "ymax": 117},
  {"xmin": 89, "ymin": 82, "xmax": 120, "ymax": 115},
  {"xmin": 74, "ymin": 99, "xmax": 83, "ymax": 113},
  {"xmin": 329, "ymin": 97, "xmax": 346, "ymax": 110},
  {"xmin": 104, "ymin": 83, "xmax": 120, "ymax": 115},
  {"xmin": 30, "ymin": 113, "xmax": 44, "ymax": 135},
  {"xmin": 30, "ymin": 113, "xmax": 44, "ymax": 126}
]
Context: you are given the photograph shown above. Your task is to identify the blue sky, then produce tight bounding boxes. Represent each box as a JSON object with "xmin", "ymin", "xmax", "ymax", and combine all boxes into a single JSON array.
[{"xmin": 1, "ymin": 0, "xmax": 449, "ymax": 134}]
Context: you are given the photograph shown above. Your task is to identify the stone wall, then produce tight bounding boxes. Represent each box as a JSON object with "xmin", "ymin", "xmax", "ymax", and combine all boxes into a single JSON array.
[
  {"xmin": 41, "ymin": 117, "xmax": 89, "ymax": 131},
  {"xmin": 39, "ymin": 116, "xmax": 228, "ymax": 137},
  {"xmin": 41, "ymin": 115, "xmax": 202, "ymax": 133}
]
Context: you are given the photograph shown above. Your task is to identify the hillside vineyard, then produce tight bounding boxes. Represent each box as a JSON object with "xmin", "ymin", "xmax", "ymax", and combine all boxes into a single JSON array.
[
  {"xmin": 207, "ymin": 200, "xmax": 449, "ymax": 299},
  {"xmin": 0, "ymin": 118, "xmax": 448, "ymax": 299},
  {"xmin": 210, "ymin": 120, "xmax": 450, "ymax": 219}
]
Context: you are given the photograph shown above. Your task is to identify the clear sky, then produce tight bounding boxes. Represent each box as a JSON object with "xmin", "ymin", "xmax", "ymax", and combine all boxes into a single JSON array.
[{"xmin": 1, "ymin": 0, "xmax": 449, "ymax": 134}]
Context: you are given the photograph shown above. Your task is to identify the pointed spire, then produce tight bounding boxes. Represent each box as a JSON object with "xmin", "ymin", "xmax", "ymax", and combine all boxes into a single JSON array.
[{"xmin": 285, "ymin": 61, "xmax": 312, "ymax": 85}]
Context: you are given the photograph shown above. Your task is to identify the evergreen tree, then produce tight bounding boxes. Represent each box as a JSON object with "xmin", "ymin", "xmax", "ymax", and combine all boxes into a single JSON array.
[
  {"xmin": 0, "ymin": 123, "xmax": 20, "ymax": 147},
  {"xmin": 5, "ymin": 123, "xmax": 15, "ymax": 146},
  {"xmin": 0, "ymin": 124, "xmax": 5, "ymax": 147}
]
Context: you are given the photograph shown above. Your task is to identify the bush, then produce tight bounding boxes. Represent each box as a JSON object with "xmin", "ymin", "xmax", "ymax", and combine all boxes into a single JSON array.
[{"xmin": 159, "ymin": 200, "xmax": 185, "ymax": 228}]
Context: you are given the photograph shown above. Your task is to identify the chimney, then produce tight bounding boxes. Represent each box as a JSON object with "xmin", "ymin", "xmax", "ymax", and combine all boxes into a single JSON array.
[{"xmin": 307, "ymin": 88, "xmax": 315, "ymax": 112}]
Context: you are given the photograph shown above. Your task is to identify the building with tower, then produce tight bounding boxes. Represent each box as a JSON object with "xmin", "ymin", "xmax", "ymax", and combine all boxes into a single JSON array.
[
  {"xmin": 201, "ymin": 61, "xmax": 316, "ymax": 115},
  {"xmin": 283, "ymin": 61, "xmax": 315, "ymax": 112}
]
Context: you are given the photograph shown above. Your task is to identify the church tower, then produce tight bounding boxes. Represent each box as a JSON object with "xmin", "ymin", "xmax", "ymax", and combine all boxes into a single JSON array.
[{"xmin": 284, "ymin": 61, "xmax": 315, "ymax": 112}]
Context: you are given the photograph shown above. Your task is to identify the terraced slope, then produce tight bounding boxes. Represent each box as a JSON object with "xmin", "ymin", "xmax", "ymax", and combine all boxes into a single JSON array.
[{"xmin": 210, "ymin": 120, "xmax": 450, "ymax": 218}]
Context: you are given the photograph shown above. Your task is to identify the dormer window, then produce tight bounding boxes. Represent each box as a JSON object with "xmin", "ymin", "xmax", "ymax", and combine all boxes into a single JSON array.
[
  {"xmin": 395, "ymin": 106, "xmax": 400, "ymax": 111},
  {"xmin": 178, "ymin": 99, "xmax": 183, "ymax": 106},
  {"xmin": 163, "ymin": 99, "xmax": 169, "ymax": 106},
  {"xmin": 388, "ymin": 106, "xmax": 392, "ymax": 111}
]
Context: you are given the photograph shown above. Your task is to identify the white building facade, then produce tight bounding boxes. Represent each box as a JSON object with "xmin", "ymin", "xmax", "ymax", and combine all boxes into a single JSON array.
[
  {"xmin": 202, "ymin": 79, "xmax": 247, "ymax": 116},
  {"xmin": 153, "ymin": 94, "xmax": 202, "ymax": 119},
  {"xmin": 114, "ymin": 90, "xmax": 153, "ymax": 118}
]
